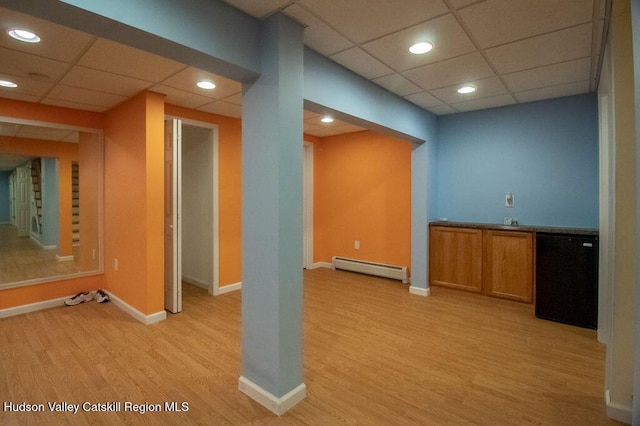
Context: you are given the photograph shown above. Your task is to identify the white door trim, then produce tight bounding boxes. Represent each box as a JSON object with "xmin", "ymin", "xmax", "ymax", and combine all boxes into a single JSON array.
[
  {"xmin": 166, "ymin": 115, "xmax": 220, "ymax": 296},
  {"xmin": 303, "ymin": 141, "xmax": 314, "ymax": 269}
]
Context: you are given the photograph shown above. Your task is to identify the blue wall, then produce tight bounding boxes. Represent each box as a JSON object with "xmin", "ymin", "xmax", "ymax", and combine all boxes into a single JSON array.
[
  {"xmin": 0, "ymin": 171, "xmax": 10, "ymax": 223},
  {"xmin": 436, "ymin": 93, "xmax": 599, "ymax": 229}
]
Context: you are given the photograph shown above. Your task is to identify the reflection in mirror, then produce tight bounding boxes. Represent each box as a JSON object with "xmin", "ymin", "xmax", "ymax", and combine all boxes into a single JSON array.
[{"xmin": 0, "ymin": 119, "xmax": 102, "ymax": 288}]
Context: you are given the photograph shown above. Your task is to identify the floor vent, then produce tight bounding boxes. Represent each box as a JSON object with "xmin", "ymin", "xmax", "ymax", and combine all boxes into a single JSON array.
[{"xmin": 332, "ymin": 256, "xmax": 408, "ymax": 283}]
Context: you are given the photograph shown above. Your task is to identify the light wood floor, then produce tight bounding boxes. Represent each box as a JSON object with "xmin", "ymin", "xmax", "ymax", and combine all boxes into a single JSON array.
[
  {"xmin": 0, "ymin": 268, "xmax": 619, "ymax": 425},
  {"xmin": 0, "ymin": 224, "xmax": 81, "ymax": 285}
]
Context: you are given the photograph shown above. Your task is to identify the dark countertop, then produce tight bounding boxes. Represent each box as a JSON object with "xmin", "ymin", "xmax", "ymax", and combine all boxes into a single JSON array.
[{"xmin": 429, "ymin": 221, "xmax": 599, "ymax": 236}]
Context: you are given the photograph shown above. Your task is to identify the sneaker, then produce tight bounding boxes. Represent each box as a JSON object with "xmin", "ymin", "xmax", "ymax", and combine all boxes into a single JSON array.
[
  {"xmin": 64, "ymin": 291, "xmax": 94, "ymax": 306},
  {"xmin": 95, "ymin": 290, "xmax": 110, "ymax": 303}
]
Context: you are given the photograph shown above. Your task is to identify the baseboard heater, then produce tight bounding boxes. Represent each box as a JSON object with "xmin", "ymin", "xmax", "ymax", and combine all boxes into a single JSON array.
[{"xmin": 332, "ymin": 256, "xmax": 408, "ymax": 284}]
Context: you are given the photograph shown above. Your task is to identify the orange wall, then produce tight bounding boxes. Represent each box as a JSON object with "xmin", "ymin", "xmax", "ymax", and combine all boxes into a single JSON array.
[
  {"xmin": 0, "ymin": 98, "xmax": 103, "ymax": 129},
  {"xmin": 103, "ymin": 91, "xmax": 165, "ymax": 315},
  {"xmin": 0, "ymin": 100, "xmax": 105, "ymax": 310},
  {"xmin": 165, "ymin": 104, "xmax": 243, "ymax": 286},
  {"xmin": 313, "ymin": 130, "xmax": 412, "ymax": 271}
]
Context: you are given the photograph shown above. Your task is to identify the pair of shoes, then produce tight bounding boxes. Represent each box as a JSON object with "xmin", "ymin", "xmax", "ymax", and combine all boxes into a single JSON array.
[
  {"xmin": 64, "ymin": 291, "xmax": 95, "ymax": 306},
  {"xmin": 95, "ymin": 290, "xmax": 110, "ymax": 303}
]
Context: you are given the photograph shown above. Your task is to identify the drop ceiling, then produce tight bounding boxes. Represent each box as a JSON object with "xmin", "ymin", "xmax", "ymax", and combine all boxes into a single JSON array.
[{"xmin": 0, "ymin": 0, "xmax": 609, "ymax": 137}]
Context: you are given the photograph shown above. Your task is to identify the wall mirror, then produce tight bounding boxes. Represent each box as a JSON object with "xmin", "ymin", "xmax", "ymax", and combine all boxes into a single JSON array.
[{"xmin": 0, "ymin": 118, "xmax": 103, "ymax": 289}]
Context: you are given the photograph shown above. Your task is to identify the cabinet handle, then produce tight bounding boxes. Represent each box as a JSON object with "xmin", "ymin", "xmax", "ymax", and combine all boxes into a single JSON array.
[{"xmin": 583, "ymin": 243, "xmax": 593, "ymax": 247}]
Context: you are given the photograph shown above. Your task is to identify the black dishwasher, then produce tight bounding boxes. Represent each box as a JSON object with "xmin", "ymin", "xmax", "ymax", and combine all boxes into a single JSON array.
[{"xmin": 535, "ymin": 233, "xmax": 598, "ymax": 329}]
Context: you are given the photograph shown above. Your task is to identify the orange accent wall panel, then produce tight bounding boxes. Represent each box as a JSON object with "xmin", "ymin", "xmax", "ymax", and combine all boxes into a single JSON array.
[
  {"xmin": 104, "ymin": 91, "xmax": 165, "ymax": 315},
  {"xmin": 0, "ymin": 275, "xmax": 106, "ymax": 310},
  {"xmin": 314, "ymin": 130, "xmax": 412, "ymax": 271},
  {"xmin": 0, "ymin": 98, "xmax": 103, "ymax": 129}
]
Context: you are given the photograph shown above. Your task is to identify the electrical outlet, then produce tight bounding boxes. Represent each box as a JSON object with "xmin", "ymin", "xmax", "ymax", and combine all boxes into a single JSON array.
[
  {"xmin": 505, "ymin": 193, "xmax": 514, "ymax": 208},
  {"xmin": 114, "ymin": 258, "xmax": 119, "ymax": 271},
  {"xmin": 354, "ymin": 240, "xmax": 360, "ymax": 250}
]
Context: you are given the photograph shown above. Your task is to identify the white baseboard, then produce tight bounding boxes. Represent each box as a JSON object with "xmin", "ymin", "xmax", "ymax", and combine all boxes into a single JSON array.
[
  {"xmin": 0, "ymin": 295, "xmax": 68, "ymax": 319},
  {"xmin": 0, "ymin": 291, "xmax": 166, "ymax": 325},
  {"xmin": 409, "ymin": 286, "xmax": 430, "ymax": 297},
  {"xmin": 105, "ymin": 291, "xmax": 166, "ymax": 325},
  {"xmin": 182, "ymin": 275, "xmax": 210, "ymax": 290},
  {"xmin": 238, "ymin": 376, "xmax": 306, "ymax": 416},
  {"xmin": 309, "ymin": 262, "xmax": 333, "ymax": 270},
  {"xmin": 215, "ymin": 282, "xmax": 242, "ymax": 295},
  {"xmin": 56, "ymin": 254, "xmax": 74, "ymax": 262},
  {"xmin": 605, "ymin": 389, "xmax": 632, "ymax": 423}
]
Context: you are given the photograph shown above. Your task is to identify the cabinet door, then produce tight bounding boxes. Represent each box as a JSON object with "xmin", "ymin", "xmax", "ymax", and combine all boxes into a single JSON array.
[
  {"xmin": 429, "ymin": 226, "xmax": 483, "ymax": 292},
  {"xmin": 483, "ymin": 230, "xmax": 533, "ymax": 303}
]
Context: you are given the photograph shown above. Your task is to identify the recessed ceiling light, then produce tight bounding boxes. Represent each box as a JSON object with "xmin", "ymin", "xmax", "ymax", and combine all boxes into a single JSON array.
[
  {"xmin": 321, "ymin": 116, "xmax": 334, "ymax": 123},
  {"xmin": 197, "ymin": 80, "xmax": 216, "ymax": 90},
  {"xmin": 7, "ymin": 28, "xmax": 41, "ymax": 43},
  {"xmin": 409, "ymin": 41, "xmax": 433, "ymax": 55},
  {"xmin": 457, "ymin": 85, "xmax": 477, "ymax": 94},
  {"xmin": 0, "ymin": 80, "xmax": 18, "ymax": 88}
]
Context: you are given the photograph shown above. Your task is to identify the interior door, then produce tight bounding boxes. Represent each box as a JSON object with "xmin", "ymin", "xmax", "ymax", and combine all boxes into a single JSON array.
[
  {"xmin": 164, "ymin": 119, "xmax": 182, "ymax": 313},
  {"xmin": 15, "ymin": 166, "xmax": 30, "ymax": 237}
]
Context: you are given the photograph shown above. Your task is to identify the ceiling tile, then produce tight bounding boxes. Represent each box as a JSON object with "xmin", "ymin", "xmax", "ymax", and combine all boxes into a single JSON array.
[
  {"xmin": 197, "ymin": 101, "xmax": 242, "ymax": 118},
  {"xmin": 304, "ymin": 126, "xmax": 343, "ymax": 137},
  {"xmin": 0, "ymin": 91, "xmax": 40, "ymax": 103},
  {"xmin": 283, "ymin": 4, "xmax": 353, "ymax": 55},
  {"xmin": 362, "ymin": 14, "xmax": 476, "ymax": 71},
  {"xmin": 0, "ymin": 122, "xmax": 21, "ymax": 136},
  {"xmin": 403, "ymin": 52, "xmax": 494, "ymax": 91},
  {"xmin": 333, "ymin": 123, "xmax": 366, "ymax": 133},
  {"xmin": 503, "ymin": 57, "xmax": 591, "ymax": 92},
  {"xmin": 222, "ymin": 92, "xmax": 243, "ymax": 106},
  {"xmin": 449, "ymin": 0, "xmax": 484, "ymax": 8},
  {"xmin": 297, "ymin": 0, "xmax": 449, "ymax": 43},
  {"xmin": 404, "ymin": 92, "xmax": 443, "ymax": 108},
  {"xmin": 514, "ymin": 80, "xmax": 591, "ymax": 103},
  {"xmin": 485, "ymin": 23, "xmax": 592, "ymax": 74},
  {"xmin": 0, "ymin": 154, "xmax": 34, "ymax": 171},
  {"xmin": 304, "ymin": 110, "xmax": 322, "ymax": 120},
  {"xmin": 78, "ymin": 39, "xmax": 186, "ymax": 82},
  {"xmin": 46, "ymin": 85, "xmax": 126, "ymax": 109},
  {"xmin": 430, "ymin": 76, "xmax": 508, "ymax": 104},
  {"xmin": 220, "ymin": 0, "xmax": 290, "ymax": 18},
  {"xmin": 427, "ymin": 104, "xmax": 458, "ymax": 115},
  {"xmin": 151, "ymin": 84, "xmax": 215, "ymax": 109},
  {"xmin": 0, "ymin": 47, "xmax": 69, "ymax": 80},
  {"xmin": 459, "ymin": 0, "xmax": 593, "ymax": 48},
  {"xmin": 0, "ymin": 7, "xmax": 95, "ymax": 62},
  {"xmin": 330, "ymin": 47, "xmax": 393, "ymax": 79},
  {"xmin": 17, "ymin": 126, "xmax": 76, "ymax": 141},
  {"xmin": 0, "ymin": 74, "xmax": 52, "ymax": 97},
  {"xmin": 40, "ymin": 98, "xmax": 107, "ymax": 112},
  {"xmin": 451, "ymin": 93, "xmax": 516, "ymax": 112},
  {"xmin": 160, "ymin": 67, "xmax": 241, "ymax": 99},
  {"xmin": 60, "ymin": 66, "xmax": 152, "ymax": 96},
  {"xmin": 373, "ymin": 73, "xmax": 422, "ymax": 96}
]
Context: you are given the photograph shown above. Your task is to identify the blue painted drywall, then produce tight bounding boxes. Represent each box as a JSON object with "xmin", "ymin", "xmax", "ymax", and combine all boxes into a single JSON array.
[
  {"xmin": 304, "ymin": 48, "xmax": 436, "ymax": 144},
  {"xmin": 40, "ymin": 158, "xmax": 59, "ymax": 247},
  {"xmin": 0, "ymin": 171, "xmax": 10, "ymax": 223},
  {"xmin": 241, "ymin": 13, "xmax": 305, "ymax": 400},
  {"xmin": 436, "ymin": 93, "xmax": 599, "ymax": 229},
  {"xmin": 0, "ymin": 0, "xmax": 261, "ymax": 81}
]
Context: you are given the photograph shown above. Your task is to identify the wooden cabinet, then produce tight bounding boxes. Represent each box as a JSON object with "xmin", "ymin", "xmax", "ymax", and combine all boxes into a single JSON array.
[
  {"xmin": 429, "ymin": 225, "xmax": 534, "ymax": 303},
  {"xmin": 429, "ymin": 226, "xmax": 482, "ymax": 292},
  {"xmin": 482, "ymin": 230, "xmax": 533, "ymax": 303}
]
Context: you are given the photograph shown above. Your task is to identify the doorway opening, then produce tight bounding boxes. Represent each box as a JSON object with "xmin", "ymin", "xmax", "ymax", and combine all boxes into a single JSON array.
[{"xmin": 165, "ymin": 117, "xmax": 219, "ymax": 313}]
